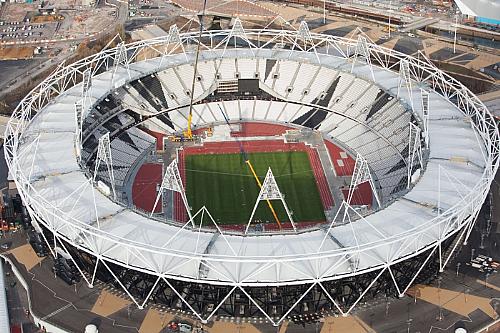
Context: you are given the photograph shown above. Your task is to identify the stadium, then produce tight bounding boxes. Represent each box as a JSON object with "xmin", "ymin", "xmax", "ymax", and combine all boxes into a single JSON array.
[{"xmin": 4, "ymin": 20, "xmax": 499, "ymax": 326}]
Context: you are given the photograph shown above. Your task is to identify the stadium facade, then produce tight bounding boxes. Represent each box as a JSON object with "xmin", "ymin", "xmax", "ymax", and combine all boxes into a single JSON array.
[{"xmin": 5, "ymin": 21, "xmax": 499, "ymax": 325}]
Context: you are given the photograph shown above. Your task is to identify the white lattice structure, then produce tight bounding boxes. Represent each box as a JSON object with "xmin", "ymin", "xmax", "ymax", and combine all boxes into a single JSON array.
[
  {"xmin": 93, "ymin": 132, "xmax": 116, "ymax": 199},
  {"xmin": 348, "ymin": 153, "xmax": 381, "ymax": 207},
  {"xmin": 4, "ymin": 25, "xmax": 499, "ymax": 326},
  {"xmin": 246, "ymin": 168, "xmax": 296, "ymax": 233},
  {"xmin": 407, "ymin": 123, "xmax": 424, "ymax": 188},
  {"xmin": 151, "ymin": 159, "xmax": 193, "ymax": 225}
]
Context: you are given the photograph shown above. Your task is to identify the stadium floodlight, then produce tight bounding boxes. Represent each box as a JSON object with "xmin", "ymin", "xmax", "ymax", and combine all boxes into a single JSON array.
[
  {"xmin": 290, "ymin": 21, "xmax": 320, "ymax": 63},
  {"xmin": 151, "ymin": 159, "xmax": 194, "ymax": 226},
  {"xmin": 161, "ymin": 24, "xmax": 188, "ymax": 66},
  {"xmin": 397, "ymin": 59, "xmax": 414, "ymax": 111},
  {"xmin": 167, "ymin": 23, "xmax": 181, "ymax": 44},
  {"xmin": 298, "ymin": 21, "xmax": 313, "ymax": 44},
  {"xmin": 81, "ymin": 68, "xmax": 93, "ymax": 118},
  {"xmin": 347, "ymin": 153, "xmax": 381, "ymax": 208},
  {"xmin": 230, "ymin": 17, "xmax": 245, "ymax": 38},
  {"xmin": 245, "ymin": 168, "xmax": 296, "ymax": 233},
  {"xmin": 82, "ymin": 67, "xmax": 92, "ymax": 94},
  {"xmin": 407, "ymin": 123, "xmax": 423, "ymax": 188},
  {"xmin": 421, "ymin": 89, "xmax": 430, "ymax": 148},
  {"xmin": 221, "ymin": 18, "xmax": 256, "ymax": 57},
  {"xmin": 112, "ymin": 41, "xmax": 131, "ymax": 81},
  {"xmin": 93, "ymin": 132, "xmax": 116, "ymax": 199},
  {"xmin": 74, "ymin": 100, "xmax": 83, "ymax": 159},
  {"xmin": 351, "ymin": 35, "xmax": 375, "ymax": 81}
]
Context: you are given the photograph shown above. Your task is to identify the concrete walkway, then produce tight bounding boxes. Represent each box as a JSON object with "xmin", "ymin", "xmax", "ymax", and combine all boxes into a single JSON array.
[{"xmin": 302, "ymin": 131, "xmax": 345, "ymax": 218}]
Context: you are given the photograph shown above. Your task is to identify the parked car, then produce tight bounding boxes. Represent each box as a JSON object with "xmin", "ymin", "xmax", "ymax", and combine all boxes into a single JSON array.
[
  {"xmin": 0, "ymin": 242, "xmax": 11, "ymax": 250},
  {"xmin": 179, "ymin": 323, "xmax": 192, "ymax": 333}
]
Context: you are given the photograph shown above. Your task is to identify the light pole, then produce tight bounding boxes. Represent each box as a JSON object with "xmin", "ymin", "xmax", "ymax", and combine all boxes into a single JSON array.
[
  {"xmin": 437, "ymin": 277, "xmax": 443, "ymax": 321},
  {"xmin": 453, "ymin": 13, "xmax": 458, "ymax": 54},
  {"xmin": 388, "ymin": 2, "xmax": 392, "ymax": 39},
  {"xmin": 407, "ymin": 302, "xmax": 412, "ymax": 333},
  {"xmin": 323, "ymin": 0, "xmax": 326, "ymax": 24}
]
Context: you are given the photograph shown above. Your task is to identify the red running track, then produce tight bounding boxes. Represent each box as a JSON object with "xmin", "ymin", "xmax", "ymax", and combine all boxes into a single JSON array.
[
  {"xmin": 341, "ymin": 182, "xmax": 373, "ymax": 207},
  {"xmin": 325, "ymin": 140, "xmax": 355, "ymax": 176},
  {"xmin": 132, "ymin": 163, "xmax": 162, "ymax": 213},
  {"xmin": 132, "ymin": 123, "xmax": 362, "ymax": 225},
  {"xmin": 176, "ymin": 152, "xmax": 188, "ymax": 222},
  {"xmin": 231, "ymin": 122, "xmax": 293, "ymax": 137},
  {"xmin": 176, "ymin": 139, "xmax": 335, "ymax": 223},
  {"xmin": 140, "ymin": 122, "xmax": 295, "ymax": 151}
]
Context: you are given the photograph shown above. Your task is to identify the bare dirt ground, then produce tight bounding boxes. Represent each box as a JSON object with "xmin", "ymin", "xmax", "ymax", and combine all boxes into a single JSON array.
[{"xmin": 0, "ymin": 46, "xmax": 34, "ymax": 60}]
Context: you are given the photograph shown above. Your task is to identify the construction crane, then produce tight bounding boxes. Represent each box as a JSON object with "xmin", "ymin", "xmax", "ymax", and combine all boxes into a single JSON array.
[
  {"xmin": 217, "ymin": 105, "xmax": 282, "ymax": 230},
  {"xmin": 182, "ymin": 0, "xmax": 208, "ymax": 140}
]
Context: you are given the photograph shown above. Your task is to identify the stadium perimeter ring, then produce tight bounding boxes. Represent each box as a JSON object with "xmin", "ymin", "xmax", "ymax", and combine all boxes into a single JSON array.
[{"xmin": 5, "ymin": 21, "xmax": 499, "ymax": 325}]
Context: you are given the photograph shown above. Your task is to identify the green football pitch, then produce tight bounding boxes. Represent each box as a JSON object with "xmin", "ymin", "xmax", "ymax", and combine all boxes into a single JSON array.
[{"xmin": 184, "ymin": 151, "xmax": 325, "ymax": 225}]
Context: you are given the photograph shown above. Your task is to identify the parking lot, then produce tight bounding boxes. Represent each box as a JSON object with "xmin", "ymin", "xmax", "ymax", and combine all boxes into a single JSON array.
[
  {"xmin": 0, "ymin": 21, "xmax": 55, "ymax": 43},
  {"xmin": 128, "ymin": 0, "xmax": 181, "ymax": 19}
]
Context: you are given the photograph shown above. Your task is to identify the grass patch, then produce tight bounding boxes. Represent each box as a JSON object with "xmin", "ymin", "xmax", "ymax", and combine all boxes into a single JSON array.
[{"xmin": 185, "ymin": 151, "xmax": 325, "ymax": 225}]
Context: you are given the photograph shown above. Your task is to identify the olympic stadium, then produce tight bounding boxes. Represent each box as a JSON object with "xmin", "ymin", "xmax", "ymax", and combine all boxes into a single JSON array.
[{"xmin": 4, "ymin": 20, "xmax": 499, "ymax": 326}]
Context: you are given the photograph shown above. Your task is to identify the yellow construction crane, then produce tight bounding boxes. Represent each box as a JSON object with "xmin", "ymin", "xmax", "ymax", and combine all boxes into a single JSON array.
[
  {"xmin": 183, "ymin": 0, "xmax": 208, "ymax": 140},
  {"xmin": 183, "ymin": 113, "xmax": 193, "ymax": 139}
]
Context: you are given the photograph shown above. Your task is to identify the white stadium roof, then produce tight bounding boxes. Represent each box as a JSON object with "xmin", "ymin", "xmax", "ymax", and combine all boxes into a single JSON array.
[
  {"xmin": 4, "ymin": 26, "xmax": 498, "ymax": 323},
  {"xmin": 454, "ymin": 0, "xmax": 500, "ymax": 20},
  {"xmin": 12, "ymin": 48, "xmax": 489, "ymax": 284}
]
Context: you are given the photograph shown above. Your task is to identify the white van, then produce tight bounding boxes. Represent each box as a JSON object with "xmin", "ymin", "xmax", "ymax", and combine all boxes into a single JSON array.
[{"xmin": 179, "ymin": 323, "xmax": 192, "ymax": 333}]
